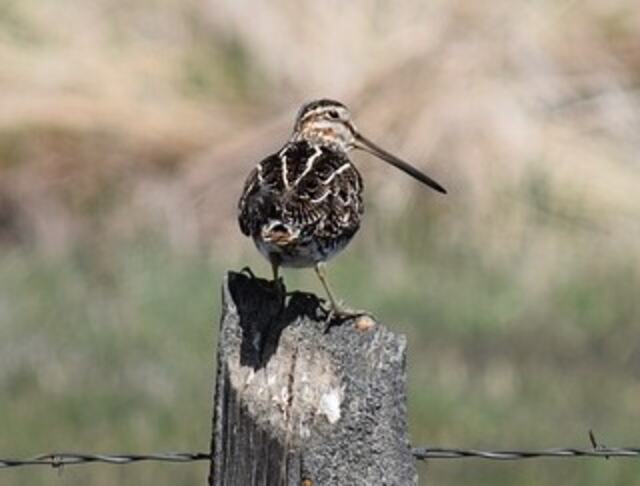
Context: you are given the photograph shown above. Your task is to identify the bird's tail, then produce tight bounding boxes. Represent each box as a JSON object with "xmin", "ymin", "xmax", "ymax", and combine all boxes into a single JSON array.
[{"xmin": 261, "ymin": 220, "xmax": 300, "ymax": 247}]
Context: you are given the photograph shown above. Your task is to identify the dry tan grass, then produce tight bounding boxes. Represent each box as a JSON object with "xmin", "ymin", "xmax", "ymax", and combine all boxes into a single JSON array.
[
  {"xmin": 0, "ymin": 0, "xmax": 639, "ymax": 265},
  {"xmin": 2, "ymin": 5, "xmax": 640, "ymax": 486}
]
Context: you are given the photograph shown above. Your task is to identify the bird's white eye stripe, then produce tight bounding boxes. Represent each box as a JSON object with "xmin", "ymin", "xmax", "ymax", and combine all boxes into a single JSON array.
[{"xmin": 301, "ymin": 106, "xmax": 347, "ymax": 120}]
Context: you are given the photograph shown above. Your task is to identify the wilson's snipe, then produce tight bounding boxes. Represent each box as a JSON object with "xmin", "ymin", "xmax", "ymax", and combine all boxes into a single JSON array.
[{"xmin": 238, "ymin": 99, "xmax": 446, "ymax": 315}]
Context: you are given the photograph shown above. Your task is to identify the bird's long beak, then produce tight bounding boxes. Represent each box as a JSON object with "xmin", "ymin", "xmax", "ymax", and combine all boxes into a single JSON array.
[{"xmin": 353, "ymin": 132, "xmax": 447, "ymax": 194}]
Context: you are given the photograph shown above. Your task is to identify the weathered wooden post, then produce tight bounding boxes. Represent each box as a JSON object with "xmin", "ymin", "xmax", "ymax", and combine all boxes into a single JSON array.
[{"xmin": 209, "ymin": 271, "xmax": 416, "ymax": 485}]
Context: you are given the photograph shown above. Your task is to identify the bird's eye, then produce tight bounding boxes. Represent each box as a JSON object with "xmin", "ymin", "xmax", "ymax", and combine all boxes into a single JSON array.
[{"xmin": 327, "ymin": 110, "xmax": 340, "ymax": 119}]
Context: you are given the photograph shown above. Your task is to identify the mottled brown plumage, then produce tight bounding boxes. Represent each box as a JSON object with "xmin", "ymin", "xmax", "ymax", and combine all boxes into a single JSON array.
[
  {"xmin": 239, "ymin": 139, "xmax": 363, "ymax": 268},
  {"xmin": 238, "ymin": 99, "xmax": 446, "ymax": 313}
]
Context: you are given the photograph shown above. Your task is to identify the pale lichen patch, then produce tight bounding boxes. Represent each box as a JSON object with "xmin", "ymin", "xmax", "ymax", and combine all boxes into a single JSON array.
[
  {"xmin": 226, "ymin": 323, "xmax": 343, "ymax": 445},
  {"xmin": 318, "ymin": 387, "xmax": 343, "ymax": 424}
]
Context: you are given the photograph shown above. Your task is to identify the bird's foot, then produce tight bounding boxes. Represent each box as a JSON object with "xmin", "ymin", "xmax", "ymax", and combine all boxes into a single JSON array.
[
  {"xmin": 239, "ymin": 267, "xmax": 287, "ymax": 307},
  {"xmin": 323, "ymin": 302, "xmax": 377, "ymax": 332}
]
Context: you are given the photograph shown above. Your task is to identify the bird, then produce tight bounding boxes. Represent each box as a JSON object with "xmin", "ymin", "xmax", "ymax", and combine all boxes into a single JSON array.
[{"xmin": 238, "ymin": 99, "xmax": 446, "ymax": 315}]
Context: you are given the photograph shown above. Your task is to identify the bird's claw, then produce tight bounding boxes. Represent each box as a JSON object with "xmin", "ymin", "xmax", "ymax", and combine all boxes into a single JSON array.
[
  {"xmin": 239, "ymin": 266, "xmax": 257, "ymax": 279},
  {"xmin": 323, "ymin": 303, "xmax": 376, "ymax": 332}
]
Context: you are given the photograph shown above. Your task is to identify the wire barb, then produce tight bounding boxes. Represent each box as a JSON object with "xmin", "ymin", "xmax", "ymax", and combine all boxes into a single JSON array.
[{"xmin": 589, "ymin": 429, "xmax": 610, "ymax": 460}]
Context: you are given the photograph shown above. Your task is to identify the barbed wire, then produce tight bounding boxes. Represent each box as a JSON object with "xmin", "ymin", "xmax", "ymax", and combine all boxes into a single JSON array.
[
  {"xmin": 2, "ymin": 432, "xmax": 638, "ymax": 469},
  {"xmin": 0, "ymin": 452, "xmax": 210, "ymax": 469},
  {"xmin": 412, "ymin": 447, "xmax": 639, "ymax": 461},
  {"xmin": 413, "ymin": 430, "xmax": 638, "ymax": 461}
]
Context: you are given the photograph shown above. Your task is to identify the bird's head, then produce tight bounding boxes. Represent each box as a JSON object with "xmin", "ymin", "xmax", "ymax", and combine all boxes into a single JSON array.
[
  {"xmin": 291, "ymin": 98, "xmax": 447, "ymax": 194},
  {"xmin": 292, "ymin": 99, "xmax": 355, "ymax": 151}
]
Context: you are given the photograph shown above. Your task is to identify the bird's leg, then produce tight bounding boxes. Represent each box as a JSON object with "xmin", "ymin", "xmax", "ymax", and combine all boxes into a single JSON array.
[
  {"xmin": 314, "ymin": 262, "xmax": 344, "ymax": 314},
  {"xmin": 270, "ymin": 258, "xmax": 286, "ymax": 298},
  {"xmin": 314, "ymin": 262, "xmax": 375, "ymax": 328}
]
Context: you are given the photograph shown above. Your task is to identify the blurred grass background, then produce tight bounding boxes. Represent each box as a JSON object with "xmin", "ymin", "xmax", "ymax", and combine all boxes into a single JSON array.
[{"xmin": 1, "ymin": 0, "xmax": 640, "ymax": 484}]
